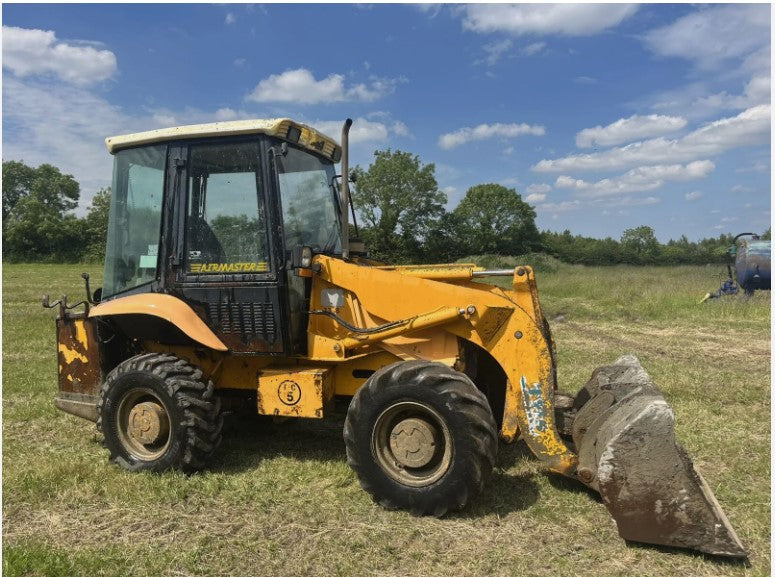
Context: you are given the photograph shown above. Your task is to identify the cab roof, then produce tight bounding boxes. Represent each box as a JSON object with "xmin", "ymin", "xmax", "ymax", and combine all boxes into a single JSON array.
[{"xmin": 105, "ymin": 118, "xmax": 341, "ymax": 162}]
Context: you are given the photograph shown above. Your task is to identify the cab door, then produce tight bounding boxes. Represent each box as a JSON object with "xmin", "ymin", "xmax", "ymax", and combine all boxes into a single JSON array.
[{"xmin": 171, "ymin": 139, "xmax": 289, "ymax": 354}]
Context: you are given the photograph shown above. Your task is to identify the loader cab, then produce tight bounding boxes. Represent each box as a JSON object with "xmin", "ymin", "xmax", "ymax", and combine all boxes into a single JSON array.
[{"xmin": 101, "ymin": 119, "xmax": 344, "ymax": 355}]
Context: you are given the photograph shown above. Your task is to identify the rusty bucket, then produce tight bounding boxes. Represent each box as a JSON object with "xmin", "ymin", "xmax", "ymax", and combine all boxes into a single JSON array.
[{"xmin": 571, "ymin": 356, "xmax": 747, "ymax": 559}]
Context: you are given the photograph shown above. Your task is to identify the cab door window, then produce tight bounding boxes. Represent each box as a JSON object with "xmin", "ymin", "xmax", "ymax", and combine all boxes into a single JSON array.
[{"xmin": 186, "ymin": 141, "xmax": 270, "ymax": 274}]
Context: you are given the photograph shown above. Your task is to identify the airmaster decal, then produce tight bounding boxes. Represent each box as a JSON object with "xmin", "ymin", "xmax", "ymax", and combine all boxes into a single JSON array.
[{"xmin": 189, "ymin": 262, "xmax": 269, "ymax": 273}]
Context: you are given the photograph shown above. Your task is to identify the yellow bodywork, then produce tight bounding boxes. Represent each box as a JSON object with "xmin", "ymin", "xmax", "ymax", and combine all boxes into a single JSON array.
[
  {"xmin": 58, "ymin": 319, "xmax": 90, "ymax": 366},
  {"xmin": 89, "ymin": 293, "xmax": 228, "ymax": 351},
  {"xmin": 305, "ymin": 255, "xmax": 577, "ymax": 474},
  {"xmin": 257, "ymin": 367, "xmax": 334, "ymax": 418},
  {"xmin": 111, "ymin": 255, "xmax": 577, "ymax": 476}
]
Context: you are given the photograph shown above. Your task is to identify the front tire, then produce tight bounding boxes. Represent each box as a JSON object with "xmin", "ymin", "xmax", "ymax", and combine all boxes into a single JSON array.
[
  {"xmin": 344, "ymin": 360, "xmax": 497, "ymax": 517},
  {"xmin": 96, "ymin": 353, "xmax": 223, "ymax": 473}
]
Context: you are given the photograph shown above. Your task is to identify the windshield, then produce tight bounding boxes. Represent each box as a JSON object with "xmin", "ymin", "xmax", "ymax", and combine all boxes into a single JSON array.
[
  {"xmin": 103, "ymin": 145, "xmax": 166, "ymax": 298},
  {"xmin": 275, "ymin": 145, "xmax": 341, "ymax": 254}
]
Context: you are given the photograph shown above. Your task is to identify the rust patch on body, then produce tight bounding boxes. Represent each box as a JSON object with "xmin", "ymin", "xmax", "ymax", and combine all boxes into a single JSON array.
[{"xmin": 56, "ymin": 317, "xmax": 101, "ymax": 396}]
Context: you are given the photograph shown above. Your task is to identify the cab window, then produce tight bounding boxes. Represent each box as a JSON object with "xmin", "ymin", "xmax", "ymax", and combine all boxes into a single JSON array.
[
  {"xmin": 186, "ymin": 141, "xmax": 270, "ymax": 274},
  {"xmin": 103, "ymin": 144, "xmax": 166, "ymax": 298}
]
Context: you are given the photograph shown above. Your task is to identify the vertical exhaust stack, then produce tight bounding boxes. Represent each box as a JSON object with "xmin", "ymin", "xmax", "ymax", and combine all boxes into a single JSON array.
[{"xmin": 341, "ymin": 118, "xmax": 353, "ymax": 260}]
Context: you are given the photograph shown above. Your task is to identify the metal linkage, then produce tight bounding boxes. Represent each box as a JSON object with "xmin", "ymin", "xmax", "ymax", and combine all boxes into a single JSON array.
[{"xmin": 42, "ymin": 294, "xmax": 89, "ymax": 318}]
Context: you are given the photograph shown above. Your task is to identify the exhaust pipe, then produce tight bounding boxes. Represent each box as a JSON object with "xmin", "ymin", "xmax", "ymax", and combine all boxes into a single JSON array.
[{"xmin": 341, "ymin": 118, "xmax": 353, "ymax": 260}]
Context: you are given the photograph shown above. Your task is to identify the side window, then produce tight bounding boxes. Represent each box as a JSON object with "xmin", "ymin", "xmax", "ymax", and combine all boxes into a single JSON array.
[
  {"xmin": 103, "ymin": 145, "xmax": 166, "ymax": 298},
  {"xmin": 186, "ymin": 141, "xmax": 270, "ymax": 274}
]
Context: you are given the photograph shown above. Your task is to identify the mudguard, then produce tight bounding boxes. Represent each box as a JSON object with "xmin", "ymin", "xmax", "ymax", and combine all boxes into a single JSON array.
[{"xmin": 89, "ymin": 293, "xmax": 227, "ymax": 351}]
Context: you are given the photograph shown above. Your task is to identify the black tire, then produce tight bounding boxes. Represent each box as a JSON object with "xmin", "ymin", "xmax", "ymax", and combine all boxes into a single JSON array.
[
  {"xmin": 96, "ymin": 353, "xmax": 223, "ymax": 473},
  {"xmin": 344, "ymin": 360, "xmax": 497, "ymax": 517}
]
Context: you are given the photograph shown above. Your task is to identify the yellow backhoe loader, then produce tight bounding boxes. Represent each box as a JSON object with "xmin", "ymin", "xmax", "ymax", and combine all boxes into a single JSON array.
[{"xmin": 47, "ymin": 118, "xmax": 746, "ymax": 559}]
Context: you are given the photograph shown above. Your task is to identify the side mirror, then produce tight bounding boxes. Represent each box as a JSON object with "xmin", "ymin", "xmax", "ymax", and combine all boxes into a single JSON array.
[{"xmin": 290, "ymin": 245, "xmax": 316, "ymax": 277}]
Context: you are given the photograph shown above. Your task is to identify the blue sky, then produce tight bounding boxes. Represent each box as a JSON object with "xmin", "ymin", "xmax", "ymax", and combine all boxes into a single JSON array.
[{"xmin": 2, "ymin": 3, "xmax": 771, "ymax": 242}]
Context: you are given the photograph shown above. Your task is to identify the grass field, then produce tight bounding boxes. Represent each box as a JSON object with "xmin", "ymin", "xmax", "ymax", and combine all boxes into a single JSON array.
[{"xmin": 3, "ymin": 262, "xmax": 770, "ymax": 576}]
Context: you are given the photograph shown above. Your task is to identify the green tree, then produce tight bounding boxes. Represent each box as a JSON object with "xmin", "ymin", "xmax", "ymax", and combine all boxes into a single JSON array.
[
  {"xmin": 424, "ymin": 212, "xmax": 466, "ymax": 263},
  {"xmin": 83, "ymin": 188, "xmax": 112, "ymax": 262},
  {"xmin": 351, "ymin": 150, "xmax": 445, "ymax": 263},
  {"xmin": 2, "ymin": 160, "xmax": 36, "ymax": 227},
  {"xmin": 620, "ymin": 225, "xmax": 660, "ymax": 264},
  {"xmin": 3, "ymin": 161, "xmax": 82, "ymax": 262},
  {"xmin": 452, "ymin": 184, "xmax": 540, "ymax": 255}
]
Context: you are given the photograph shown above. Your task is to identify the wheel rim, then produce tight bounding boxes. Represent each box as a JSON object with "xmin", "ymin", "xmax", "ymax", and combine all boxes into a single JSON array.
[
  {"xmin": 372, "ymin": 401, "xmax": 453, "ymax": 487},
  {"xmin": 116, "ymin": 387, "xmax": 172, "ymax": 461}
]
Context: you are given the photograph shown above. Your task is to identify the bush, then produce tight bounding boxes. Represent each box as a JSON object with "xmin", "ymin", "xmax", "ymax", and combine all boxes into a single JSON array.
[{"xmin": 457, "ymin": 253, "xmax": 562, "ymax": 273}]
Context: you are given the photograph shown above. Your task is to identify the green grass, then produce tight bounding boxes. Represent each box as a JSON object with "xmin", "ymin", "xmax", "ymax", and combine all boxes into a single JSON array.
[{"xmin": 3, "ymin": 262, "xmax": 770, "ymax": 576}]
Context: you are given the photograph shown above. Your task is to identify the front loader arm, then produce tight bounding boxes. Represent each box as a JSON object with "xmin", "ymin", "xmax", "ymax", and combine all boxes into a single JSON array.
[
  {"xmin": 490, "ymin": 268, "xmax": 577, "ymax": 475},
  {"xmin": 309, "ymin": 256, "xmax": 578, "ymax": 476}
]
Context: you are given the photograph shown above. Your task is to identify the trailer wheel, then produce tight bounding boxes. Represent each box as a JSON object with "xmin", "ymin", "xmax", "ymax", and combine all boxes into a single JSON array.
[
  {"xmin": 97, "ymin": 353, "xmax": 223, "ymax": 473},
  {"xmin": 344, "ymin": 360, "xmax": 497, "ymax": 516}
]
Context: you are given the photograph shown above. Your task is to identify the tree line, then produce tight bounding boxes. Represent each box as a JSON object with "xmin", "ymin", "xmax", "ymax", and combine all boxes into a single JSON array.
[
  {"xmin": 3, "ymin": 161, "xmax": 109, "ymax": 262},
  {"xmin": 2, "ymin": 157, "xmax": 767, "ymax": 266}
]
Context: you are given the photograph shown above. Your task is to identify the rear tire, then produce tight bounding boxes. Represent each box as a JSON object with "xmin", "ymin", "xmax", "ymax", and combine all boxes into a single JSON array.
[
  {"xmin": 344, "ymin": 360, "xmax": 497, "ymax": 516},
  {"xmin": 97, "ymin": 353, "xmax": 223, "ymax": 473}
]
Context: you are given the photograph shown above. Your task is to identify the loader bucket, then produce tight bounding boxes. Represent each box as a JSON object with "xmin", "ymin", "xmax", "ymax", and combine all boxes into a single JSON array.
[{"xmin": 571, "ymin": 355, "xmax": 747, "ymax": 559}]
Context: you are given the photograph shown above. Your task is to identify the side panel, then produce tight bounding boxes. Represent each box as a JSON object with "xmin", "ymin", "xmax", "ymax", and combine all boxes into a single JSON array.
[
  {"xmin": 180, "ymin": 285, "xmax": 285, "ymax": 353},
  {"xmin": 55, "ymin": 316, "xmax": 101, "ymax": 421},
  {"xmin": 257, "ymin": 367, "xmax": 334, "ymax": 418},
  {"xmin": 57, "ymin": 316, "xmax": 101, "ymax": 395}
]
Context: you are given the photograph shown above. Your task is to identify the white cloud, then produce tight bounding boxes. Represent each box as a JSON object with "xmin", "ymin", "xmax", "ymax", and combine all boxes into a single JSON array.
[
  {"xmin": 535, "ymin": 200, "xmax": 583, "ymax": 213},
  {"xmin": 554, "ymin": 161, "xmax": 715, "ymax": 198},
  {"xmin": 642, "ymin": 6, "xmax": 770, "ymax": 120},
  {"xmin": 246, "ymin": 68, "xmax": 402, "ymax": 105},
  {"xmin": 416, "ymin": 4, "xmax": 443, "ymax": 19},
  {"xmin": 644, "ymin": 5, "xmax": 770, "ymax": 71},
  {"xmin": 2, "ymin": 77, "xmax": 125, "ymax": 209},
  {"xmin": 693, "ymin": 75, "xmax": 771, "ymax": 113},
  {"xmin": 479, "ymin": 39, "xmax": 513, "ymax": 66},
  {"xmin": 391, "ymin": 121, "xmax": 411, "ymax": 138},
  {"xmin": 152, "ymin": 113, "xmax": 177, "ymax": 126},
  {"xmin": 527, "ymin": 183, "xmax": 552, "ymax": 195},
  {"xmin": 526, "ymin": 193, "xmax": 547, "ymax": 203},
  {"xmin": 576, "ymin": 114, "xmax": 687, "ymax": 148},
  {"xmin": 685, "ymin": 191, "xmax": 703, "ymax": 201},
  {"xmin": 534, "ymin": 105, "xmax": 770, "ymax": 172},
  {"xmin": 605, "ymin": 196, "xmax": 661, "ymax": 207},
  {"xmin": 225, "ymin": 13, "xmax": 236, "ymax": 25},
  {"xmin": 522, "ymin": 42, "xmax": 546, "ymax": 56},
  {"xmin": 439, "ymin": 122, "xmax": 545, "ymax": 150},
  {"xmin": 731, "ymin": 185, "xmax": 754, "ymax": 194},
  {"xmin": 214, "ymin": 108, "xmax": 239, "ymax": 121},
  {"xmin": 462, "ymin": 4, "xmax": 638, "ymax": 36},
  {"xmin": 2, "ymin": 26, "xmax": 117, "ymax": 86},
  {"xmin": 736, "ymin": 161, "xmax": 770, "ymax": 174},
  {"xmin": 312, "ymin": 117, "xmax": 408, "ymax": 145}
]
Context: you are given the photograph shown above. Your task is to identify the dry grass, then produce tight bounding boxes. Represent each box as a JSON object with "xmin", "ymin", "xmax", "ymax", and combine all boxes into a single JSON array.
[{"xmin": 3, "ymin": 263, "xmax": 770, "ymax": 576}]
